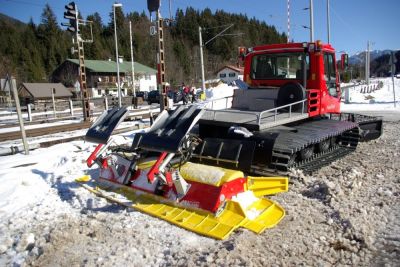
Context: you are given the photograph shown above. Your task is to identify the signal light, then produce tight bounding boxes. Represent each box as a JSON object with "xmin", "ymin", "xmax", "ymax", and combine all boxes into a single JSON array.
[
  {"xmin": 147, "ymin": 0, "xmax": 160, "ymax": 13},
  {"xmin": 238, "ymin": 47, "xmax": 246, "ymax": 56},
  {"xmin": 62, "ymin": 2, "xmax": 78, "ymax": 33},
  {"xmin": 238, "ymin": 47, "xmax": 247, "ymax": 61},
  {"xmin": 315, "ymin": 40, "xmax": 322, "ymax": 52}
]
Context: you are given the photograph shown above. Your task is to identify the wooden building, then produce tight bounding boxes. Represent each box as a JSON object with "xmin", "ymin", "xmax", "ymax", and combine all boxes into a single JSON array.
[
  {"xmin": 51, "ymin": 59, "xmax": 157, "ymax": 98},
  {"xmin": 18, "ymin": 83, "xmax": 72, "ymax": 105}
]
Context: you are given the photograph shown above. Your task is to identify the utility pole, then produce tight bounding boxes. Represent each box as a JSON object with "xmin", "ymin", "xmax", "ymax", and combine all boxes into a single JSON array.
[
  {"xmin": 327, "ymin": 0, "xmax": 331, "ymax": 43},
  {"xmin": 199, "ymin": 26, "xmax": 206, "ymax": 92},
  {"xmin": 129, "ymin": 21, "xmax": 136, "ymax": 98},
  {"xmin": 365, "ymin": 41, "xmax": 370, "ymax": 85},
  {"xmin": 391, "ymin": 51, "xmax": 397, "ymax": 107},
  {"xmin": 287, "ymin": 0, "xmax": 290, "ymax": 43},
  {"xmin": 113, "ymin": 3, "xmax": 123, "ymax": 108},
  {"xmin": 310, "ymin": 0, "xmax": 314, "ymax": 42},
  {"xmin": 199, "ymin": 24, "xmax": 235, "ymax": 92}
]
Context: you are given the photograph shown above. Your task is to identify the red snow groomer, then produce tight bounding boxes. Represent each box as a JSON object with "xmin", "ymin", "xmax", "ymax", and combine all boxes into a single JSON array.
[
  {"xmin": 81, "ymin": 106, "xmax": 288, "ymax": 240},
  {"xmin": 193, "ymin": 41, "xmax": 382, "ymax": 174}
]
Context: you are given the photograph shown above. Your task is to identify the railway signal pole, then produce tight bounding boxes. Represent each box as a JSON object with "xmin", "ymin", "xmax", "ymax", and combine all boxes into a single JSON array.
[
  {"xmin": 147, "ymin": 0, "xmax": 169, "ymax": 111},
  {"xmin": 62, "ymin": 2, "xmax": 93, "ymax": 121}
]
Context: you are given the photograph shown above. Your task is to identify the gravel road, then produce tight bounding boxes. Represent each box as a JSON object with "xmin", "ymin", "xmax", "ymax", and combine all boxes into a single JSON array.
[{"xmin": 1, "ymin": 113, "xmax": 399, "ymax": 267}]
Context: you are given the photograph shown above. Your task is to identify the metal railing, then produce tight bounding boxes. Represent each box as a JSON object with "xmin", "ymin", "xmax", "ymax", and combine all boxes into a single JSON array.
[
  {"xmin": 257, "ymin": 99, "xmax": 306, "ymax": 124},
  {"xmin": 202, "ymin": 98, "xmax": 307, "ymax": 126}
]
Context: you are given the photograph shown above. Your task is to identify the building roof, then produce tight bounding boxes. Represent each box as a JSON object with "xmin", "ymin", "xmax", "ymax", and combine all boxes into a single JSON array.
[
  {"xmin": 217, "ymin": 65, "xmax": 244, "ymax": 74},
  {"xmin": 21, "ymin": 83, "xmax": 72, "ymax": 98},
  {"xmin": 67, "ymin": 59, "xmax": 157, "ymax": 74}
]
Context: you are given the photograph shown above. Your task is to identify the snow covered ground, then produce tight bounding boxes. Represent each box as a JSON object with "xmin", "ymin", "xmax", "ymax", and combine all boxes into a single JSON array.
[
  {"xmin": 0, "ymin": 80, "xmax": 399, "ymax": 266},
  {"xmin": 341, "ymin": 77, "xmax": 400, "ymax": 112}
]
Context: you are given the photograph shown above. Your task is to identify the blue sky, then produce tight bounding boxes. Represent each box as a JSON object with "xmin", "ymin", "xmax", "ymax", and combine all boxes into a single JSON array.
[{"xmin": 0, "ymin": 0, "xmax": 399, "ymax": 55}]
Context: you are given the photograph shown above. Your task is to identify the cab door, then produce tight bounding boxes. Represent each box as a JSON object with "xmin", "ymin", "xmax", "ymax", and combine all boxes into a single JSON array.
[{"xmin": 321, "ymin": 52, "xmax": 341, "ymax": 113}]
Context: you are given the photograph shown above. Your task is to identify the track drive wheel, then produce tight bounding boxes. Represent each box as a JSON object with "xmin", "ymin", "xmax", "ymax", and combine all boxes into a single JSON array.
[
  {"xmin": 300, "ymin": 145, "xmax": 314, "ymax": 160},
  {"xmin": 287, "ymin": 153, "xmax": 297, "ymax": 167},
  {"xmin": 330, "ymin": 136, "xmax": 337, "ymax": 147},
  {"xmin": 317, "ymin": 139, "xmax": 330, "ymax": 153}
]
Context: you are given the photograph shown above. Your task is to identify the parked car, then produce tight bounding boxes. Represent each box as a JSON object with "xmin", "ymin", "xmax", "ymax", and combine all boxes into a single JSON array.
[
  {"xmin": 135, "ymin": 91, "xmax": 148, "ymax": 101},
  {"xmin": 147, "ymin": 90, "xmax": 160, "ymax": 104},
  {"xmin": 169, "ymin": 90, "xmax": 183, "ymax": 103}
]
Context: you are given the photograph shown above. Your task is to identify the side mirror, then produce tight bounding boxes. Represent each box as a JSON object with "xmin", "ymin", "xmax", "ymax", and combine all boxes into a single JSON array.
[{"xmin": 341, "ymin": 53, "xmax": 349, "ymax": 70}]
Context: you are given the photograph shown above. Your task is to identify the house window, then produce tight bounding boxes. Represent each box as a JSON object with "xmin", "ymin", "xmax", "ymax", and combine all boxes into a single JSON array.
[
  {"xmin": 105, "ymin": 89, "xmax": 109, "ymax": 95},
  {"xmin": 145, "ymin": 75, "xmax": 151, "ymax": 80},
  {"xmin": 219, "ymin": 73, "xmax": 226, "ymax": 78},
  {"xmin": 229, "ymin": 73, "xmax": 236, "ymax": 77},
  {"xmin": 105, "ymin": 76, "xmax": 109, "ymax": 83},
  {"xmin": 111, "ymin": 76, "xmax": 116, "ymax": 83},
  {"xmin": 97, "ymin": 89, "xmax": 101, "ymax": 95}
]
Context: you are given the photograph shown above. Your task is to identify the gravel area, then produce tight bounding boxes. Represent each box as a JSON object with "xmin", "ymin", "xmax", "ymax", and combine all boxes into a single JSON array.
[{"xmin": 0, "ymin": 116, "xmax": 399, "ymax": 267}]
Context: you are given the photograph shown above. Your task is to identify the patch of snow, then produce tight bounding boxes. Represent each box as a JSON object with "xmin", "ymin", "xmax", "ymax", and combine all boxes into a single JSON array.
[
  {"xmin": 231, "ymin": 190, "xmax": 260, "ymax": 220},
  {"xmin": 341, "ymin": 77, "xmax": 400, "ymax": 111}
]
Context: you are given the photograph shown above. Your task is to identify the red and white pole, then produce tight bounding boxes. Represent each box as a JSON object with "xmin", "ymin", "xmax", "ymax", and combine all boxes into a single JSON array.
[{"xmin": 287, "ymin": 0, "xmax": 290, "ymax": 43}]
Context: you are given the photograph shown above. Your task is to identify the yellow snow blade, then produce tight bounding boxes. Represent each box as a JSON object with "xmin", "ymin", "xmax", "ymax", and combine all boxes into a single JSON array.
[
  {"xmin": 241, "ymin": 198, "xmax": 286, "ymax": 233},
  {"xmin": 76, "ymin": 179, "xmax": 286, "ymax": 240},
  {"xmin": 75, "ymin": 175, "xmax": 91, "ymax": 182},
  {"xmin": 246, "ymin": 176, "xmax": 288, "ymax": 197},
  {"xmin": 117, "ymin": 186, "xmax": 246, "ymax": 240}
]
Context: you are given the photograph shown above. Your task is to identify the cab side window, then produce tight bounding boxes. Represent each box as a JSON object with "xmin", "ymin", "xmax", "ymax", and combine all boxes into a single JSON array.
[{"xmin": 324, "ymin": 53, "xmax": 338, "ymax": 97}]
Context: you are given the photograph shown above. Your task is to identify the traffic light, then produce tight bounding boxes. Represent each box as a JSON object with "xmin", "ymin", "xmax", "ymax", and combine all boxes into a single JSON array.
[
  {"xmin": 147, "ymin": 0, "xmax": 160, "ymax": 13},
  {"xmin": 62, "ymin": 2, "xmax": 78, "ymax": 33}
]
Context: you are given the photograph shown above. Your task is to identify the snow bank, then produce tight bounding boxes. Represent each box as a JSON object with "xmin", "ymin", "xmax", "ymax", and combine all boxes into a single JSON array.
[
  {"xmin": 342, "ymin": 77, "xmax": 400, "ymax": 111},
  {"xmin": 196, "ymin": 83, "xmax": 236, "ymax": 110},
  {"xmin": 0, "ymin": 141, "xmax": 93, "ymax": 219}
]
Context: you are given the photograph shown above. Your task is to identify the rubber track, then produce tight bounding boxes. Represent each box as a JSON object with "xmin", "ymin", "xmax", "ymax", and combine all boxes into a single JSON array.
[
  {"xmin": 293, "ymin": 146, "xmax": 354, "ymax": 173},
  {"xmin": 268, "ymin": 119, "xmax": 360, "ymax": 173}
]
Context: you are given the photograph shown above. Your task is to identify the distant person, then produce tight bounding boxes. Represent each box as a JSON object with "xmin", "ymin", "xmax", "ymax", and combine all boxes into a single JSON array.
[
  {"xmin": 190, "ymin": 86, "xmax": 196, "ymax": 103},
  {"xmin": 182, "ymin": 83, "xmax": 189, "ymax": 104}
]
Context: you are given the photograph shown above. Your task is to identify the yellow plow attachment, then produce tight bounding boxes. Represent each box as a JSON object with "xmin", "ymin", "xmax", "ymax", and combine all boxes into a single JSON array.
[{"xmin": 76, "ymin": 174, "xmax": 288, "ymax": 240}]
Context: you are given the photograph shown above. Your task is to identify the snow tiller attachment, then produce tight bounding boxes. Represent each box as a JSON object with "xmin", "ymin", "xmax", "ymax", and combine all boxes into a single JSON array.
[{"xmin": 80, "ymin": 106, "xmax": 288, "ymax": 240}]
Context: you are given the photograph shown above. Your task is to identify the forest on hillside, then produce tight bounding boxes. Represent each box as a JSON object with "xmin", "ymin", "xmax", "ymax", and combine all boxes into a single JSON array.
[{"xmin": 0, "ymin": 4, "xmax": 286, "ymax": 87}]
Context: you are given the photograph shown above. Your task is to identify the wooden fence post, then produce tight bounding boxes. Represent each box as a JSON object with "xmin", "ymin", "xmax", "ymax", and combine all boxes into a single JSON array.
[
  {"xmin": 104, "ymin": 96, "xmax": 108, "ymax": 110},
  {"xmin": 27, "ymin": 104, "xmax": 32, "ymax": 122},
  {"xmin": 69, "ymin": 99, "xmax": 74, "ymax": 116}
]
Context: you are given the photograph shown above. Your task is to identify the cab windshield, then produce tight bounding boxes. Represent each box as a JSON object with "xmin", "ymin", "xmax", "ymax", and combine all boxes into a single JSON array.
[{"xmin": 251, "ymin": 52, "xmax": 309, "ymax": 80}]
